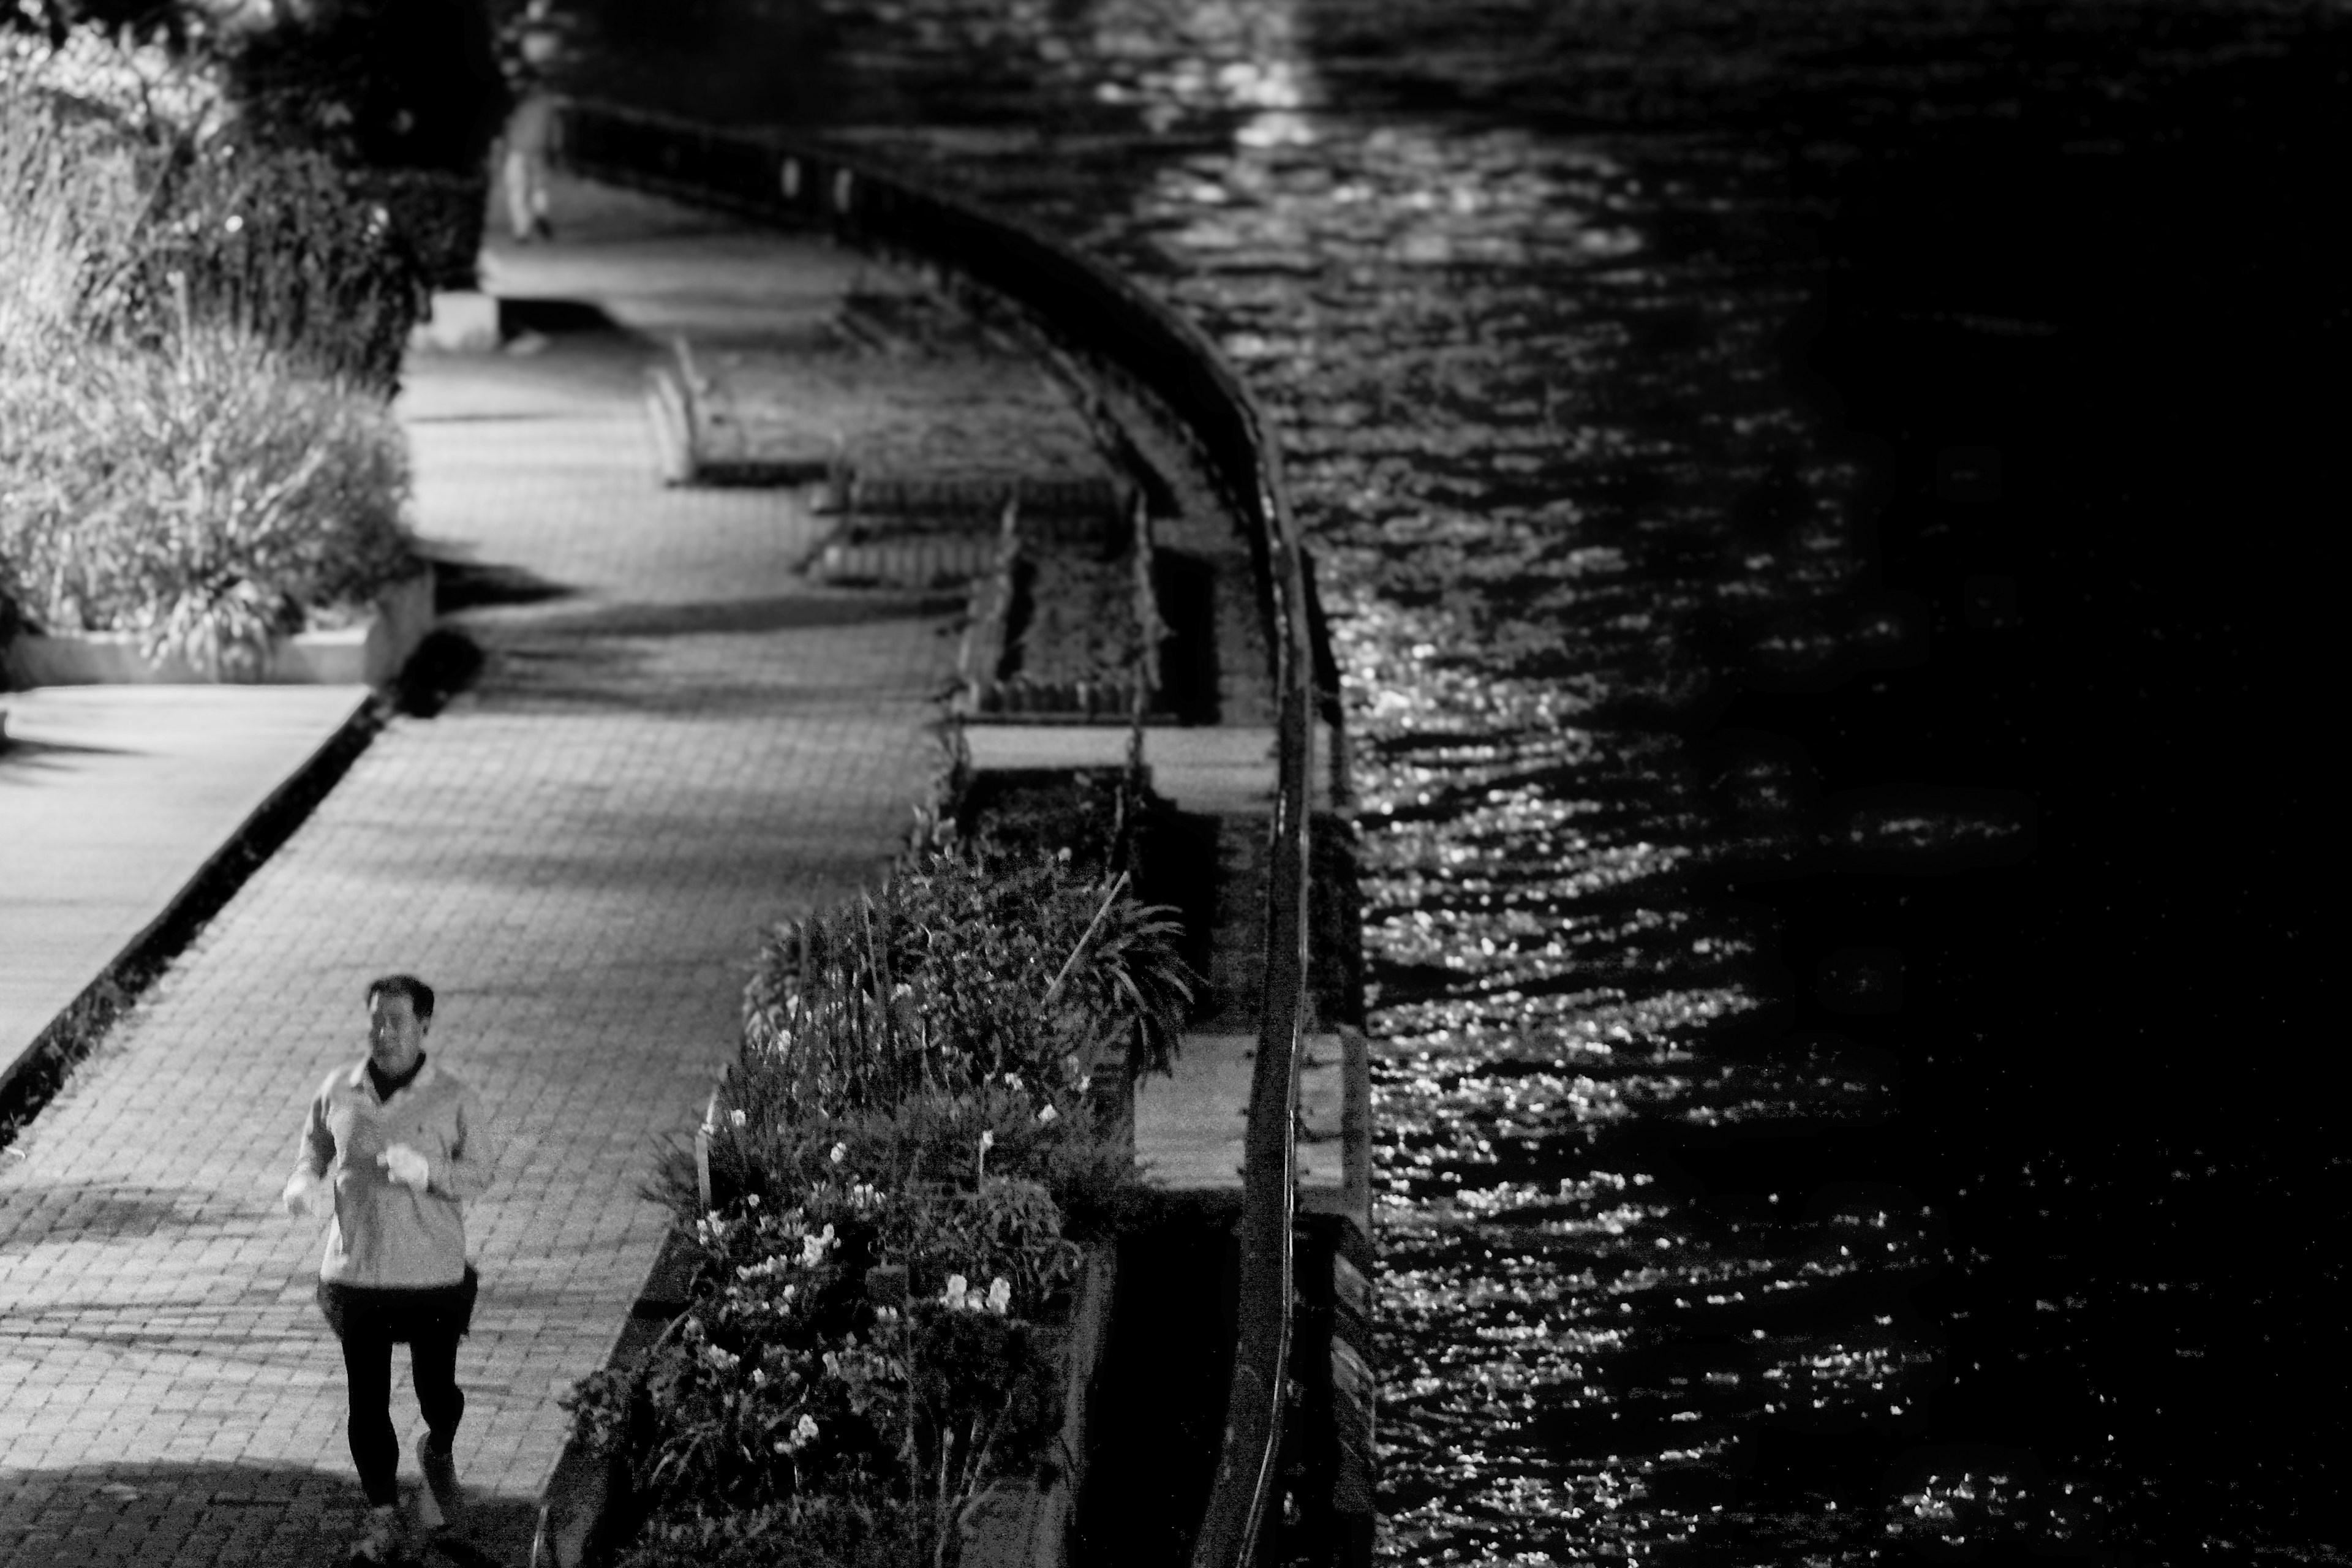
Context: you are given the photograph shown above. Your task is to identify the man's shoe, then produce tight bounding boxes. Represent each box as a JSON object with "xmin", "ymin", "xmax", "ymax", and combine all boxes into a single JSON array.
[
  {"xmin": 418, "ymin": 1430, "xmax": 462, "ymax": 1527},
  {"xmin": 349, "ymin": 1504, "xmax": 401, "ymax": 1564}
]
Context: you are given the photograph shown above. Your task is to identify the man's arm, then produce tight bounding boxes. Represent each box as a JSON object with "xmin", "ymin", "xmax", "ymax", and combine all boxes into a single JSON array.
[
  {"xmin": 431, "ymin": 1089, "xmax": 499, "ymax": 1202},
  {"xmin": 284, "ymin": 1087, "xmax": 336, "ymax": 1213}
]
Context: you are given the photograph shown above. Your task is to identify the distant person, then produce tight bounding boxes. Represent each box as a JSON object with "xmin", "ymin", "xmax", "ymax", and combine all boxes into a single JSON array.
[
  {"xmin": 502, "ymin": 75, "xmax": 557, "ymax": 242},
  {"xmin": 284, "ymin": 974, "xmax": 497, "ymax": 1565}
]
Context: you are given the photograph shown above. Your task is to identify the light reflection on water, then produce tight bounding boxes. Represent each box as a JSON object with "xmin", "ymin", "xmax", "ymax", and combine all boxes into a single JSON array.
[
  {"xmin": 1113, "ymin": 110, "xmax": 1942, "ymax": 1560},
  {"xmin": 578, "ymin": 1, "xmax": 2335, "ymax": 1560}
]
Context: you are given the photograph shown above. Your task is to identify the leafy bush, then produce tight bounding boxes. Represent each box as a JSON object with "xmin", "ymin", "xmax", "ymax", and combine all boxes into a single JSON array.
[
  {"xmin": 1, "ymin": 41, "xmax": 421, "ymax": 669},
  {"xmin": 0, "ymin": 325, "xmax": 413, "ymax": 673},
  {"xmin": 0, "ymin": 45, "xmax": 157, "ymax": 350},
  {"xmin": 129, "ymin": 143, "xmax": 426, "ymax": 391},
  {"xmin": 355, "ymin": 163, "xmax": 489, "ymax": 292},
  {"xmin": 2, "ymin": 31, "xmax": 428, "ymax": 390},
  {"xmin": 217, "ymin": 0, "xmax": 508, "ymax": 175}
]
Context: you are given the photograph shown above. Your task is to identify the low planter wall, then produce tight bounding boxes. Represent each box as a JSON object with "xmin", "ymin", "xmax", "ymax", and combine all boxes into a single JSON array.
[
  {"xmin": 2, "ymin": 568, "xmax": 435, "ymax": 690},
  {"xmin": 956, "ymin": 1247, "xmax": 1117, "ymax": 1568}
]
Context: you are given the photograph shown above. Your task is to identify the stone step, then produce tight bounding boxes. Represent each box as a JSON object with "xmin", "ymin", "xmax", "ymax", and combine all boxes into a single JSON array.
[
  {"xmin": 959, "ymin": 723, "xmax": 1338, "ymax": 813},
  {"xmin": 808, "ymin": 534, "xmax": 998, "ymax": 587},
  {"xmin": 1132, "ymin": 1030, "xmax": 1366, "ymax": 1223}
]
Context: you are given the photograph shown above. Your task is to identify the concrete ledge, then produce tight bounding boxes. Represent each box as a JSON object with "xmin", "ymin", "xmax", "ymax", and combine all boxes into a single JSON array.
[
  {"xmin": 1134, "ymin": 1031, "xmax": 1353, "ymax": 1196},
  {"xmin": 3, "ymin": 567, "xmax": 435, "ymax": 690},
  {"xmin": 959, "ymin": 723, "xmax": 1337, "ymax": 812},
  {"xmin": 411, "ymin": 290, "xmax": 505, "ymax": 353}
]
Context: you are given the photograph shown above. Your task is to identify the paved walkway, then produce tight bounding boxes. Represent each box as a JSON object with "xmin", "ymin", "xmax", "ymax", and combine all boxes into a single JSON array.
[
  {"xmin": 1, "ymin": 687, "xmax": 369, "ymax": 1097},
  {"xmin": 0, "ymin": 177, "xmax": 960, "ymax": 1566}
]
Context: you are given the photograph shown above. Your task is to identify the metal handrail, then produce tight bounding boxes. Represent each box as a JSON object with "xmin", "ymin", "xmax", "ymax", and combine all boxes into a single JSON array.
[{"xmin": 543, "ymin": 100, "xmax": 1314, "ymax": 1568}]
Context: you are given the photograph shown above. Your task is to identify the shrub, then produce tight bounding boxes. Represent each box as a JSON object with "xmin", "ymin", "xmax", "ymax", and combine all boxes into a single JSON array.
[
  {"xmin": 0, "ymin": 45, "xmax": 156, "ymax": 350},
  {"xmin": 219, "ymin": 0, "xmax": 508, "ymax": 174},
  {"xmin": 355, "ymin": 164, "xmax": 489, "ymax": 292},
  {"xmin": 0, "ymin": 324, "xmax": 414, "ymax": 673},
  {"xmin": 127, "ymin": 141, "xmax": 428, "ymax": 391},
  {"xmin": 1, "ymin": 32, "xmax": 428, "ymax": 391},
  {"xmin": 1, "ymin": 42, "xmax": 421, "ymax": 669}
]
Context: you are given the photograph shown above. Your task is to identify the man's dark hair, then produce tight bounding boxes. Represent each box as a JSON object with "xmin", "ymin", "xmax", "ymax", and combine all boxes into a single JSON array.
[{"xmin": 366, "ymin": 973, "xmax": 436, "ymax": 1023}]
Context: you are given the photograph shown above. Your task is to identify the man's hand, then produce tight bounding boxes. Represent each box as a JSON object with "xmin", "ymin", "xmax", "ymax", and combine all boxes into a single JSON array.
[
  {"xmin": 380, "ymin": 1144, "xmax": 432, "ymax": 1191},
  {"xmin": 282, "ymin": 1170, "xmax": 324, "ymax": 1217}
]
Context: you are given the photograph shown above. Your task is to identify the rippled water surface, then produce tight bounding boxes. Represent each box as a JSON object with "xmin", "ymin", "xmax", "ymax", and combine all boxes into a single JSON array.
[{"xmin": 560, "ymin": 3, "xmax": 2345, "ymax": 1560}]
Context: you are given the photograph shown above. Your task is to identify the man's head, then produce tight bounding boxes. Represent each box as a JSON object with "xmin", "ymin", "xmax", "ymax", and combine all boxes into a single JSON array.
[{"xmin": 365, "ymin": 974, "xmax": 434, "ymax": 1076}]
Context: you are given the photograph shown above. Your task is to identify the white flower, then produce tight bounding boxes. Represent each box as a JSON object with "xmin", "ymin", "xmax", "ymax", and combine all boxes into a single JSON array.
[
  {"xmin": 829, "ymin": 1142, "xmax": 848, "ymax": 1164},
  {"xmin": 799, "ymin": 1224, "xmax": 836, "ymax": 1268},
  {"xmin": 941, "ymin": 1274, "xmax": 971, "ymax": 1310},
  {"xmin": 1036, "ymin": 1104, "xmax": 1058, "ymax": 1125},
  {"xmin": 703, "ymin": 1344, "xmax": 739, "ymax": 1372},
  {"xmin": 728, "ymin": 1108, "xmax": 747, "ymax": 1128},
  {"xmin": 978, "ymin": 1130, "xmax": 995, "ymax": 1153},
  {"xmin": 1005, "ymin": 1073, "xmax": 1023, "ymax": 1091},
  {"xmin": 751, "ymin": 1368, "xmax": 768, "ymax": 1389},
  {"xmin": 1077, "ymin": 1076, "xmax": 1092, "ymax": 1094},
  {"xmin": 986, "ymin": 1277, "xmax": 1012, "ymax": 1315},
  {"xmin": 795, "ymin": 1414, "xmax": 820, "ymax": 1445},
  {"xmin": 745, "ymin": 1193, "xmax": 760, "ymax": 1208}
]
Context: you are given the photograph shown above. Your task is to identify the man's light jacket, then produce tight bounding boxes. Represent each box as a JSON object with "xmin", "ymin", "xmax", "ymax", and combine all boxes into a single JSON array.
[{"xmin": 294, "ymin": 1058, "xmax": 496, "ymax": 1289}]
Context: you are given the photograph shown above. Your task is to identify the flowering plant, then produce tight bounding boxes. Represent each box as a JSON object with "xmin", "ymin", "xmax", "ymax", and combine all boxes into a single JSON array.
[{"xmin": 573, "ymin": 819, "xmax": 1175, "ymax": 1567}]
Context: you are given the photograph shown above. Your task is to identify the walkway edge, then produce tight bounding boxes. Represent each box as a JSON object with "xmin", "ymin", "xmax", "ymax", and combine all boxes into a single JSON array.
[{"xmin": 0, "ymin": 692, "xmax": 383, "ymax": 1109}]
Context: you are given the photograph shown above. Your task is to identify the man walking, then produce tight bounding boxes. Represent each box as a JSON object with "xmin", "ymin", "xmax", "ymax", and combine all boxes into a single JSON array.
[{"xmin": 284, "ymin": 975, "xmax": 497, "ymax": 1564}]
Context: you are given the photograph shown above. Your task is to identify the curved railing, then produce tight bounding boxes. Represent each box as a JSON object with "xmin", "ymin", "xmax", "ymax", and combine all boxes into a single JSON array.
[{"xmin": 544, "ymin": 100, "xmax": 1314, "ymax": 1568}]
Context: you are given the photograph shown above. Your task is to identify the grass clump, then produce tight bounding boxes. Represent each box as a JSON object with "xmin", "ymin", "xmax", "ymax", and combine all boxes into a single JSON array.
[
  {"xmin": 0, "ymin": 33, "xmax": 421, "ymax": 676},
  {"xmin": 0, "ymin": 325, "xmax": 413, "ymax": 674},
  {"xmin": 567, "ymin": 816, "xmax": 1196, "ymax": 1568}
]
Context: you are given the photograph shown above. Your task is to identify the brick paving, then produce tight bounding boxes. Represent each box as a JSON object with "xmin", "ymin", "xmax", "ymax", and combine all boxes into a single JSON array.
[
  {"xmin": 1, "ymin": 685, "xmax": 370, "ymax": 1094},
  {"xmin": 0, "ymin": 182, "xmax": 960, "ymax": 1566}
]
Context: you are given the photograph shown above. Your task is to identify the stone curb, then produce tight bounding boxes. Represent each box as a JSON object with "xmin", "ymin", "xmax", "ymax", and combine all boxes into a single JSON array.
[{"xmin": 529, "ymin": 1227, "xmax": 698, "ymax": 1568}]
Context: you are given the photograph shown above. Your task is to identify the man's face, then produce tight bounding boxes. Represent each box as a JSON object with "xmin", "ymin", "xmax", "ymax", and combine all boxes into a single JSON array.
[{"xmin": 368, "ymin": 992, "xmax": 428, "ymax": 1076}]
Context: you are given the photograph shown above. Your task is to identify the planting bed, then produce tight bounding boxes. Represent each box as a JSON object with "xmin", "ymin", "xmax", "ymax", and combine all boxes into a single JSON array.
[
  {"xmin": 962, "ymin": 540, "xmax": 1166, "ymax": 723},
  {"xmin": 558, "ymin": 763, "xmax": 1197, "ymax": 1568},
  {"xmin": 666, "ymin": 336, "xmax": 1118, "ymax": 510}
]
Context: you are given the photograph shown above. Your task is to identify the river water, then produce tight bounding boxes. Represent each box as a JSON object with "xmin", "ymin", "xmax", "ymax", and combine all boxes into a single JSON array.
[{"xmin": 557, "ymin": 2, "xmax": 2345, "ymax": 1561}]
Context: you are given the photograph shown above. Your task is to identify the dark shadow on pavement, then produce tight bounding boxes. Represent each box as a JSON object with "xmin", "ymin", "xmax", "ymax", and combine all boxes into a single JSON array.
[
  {"xmin": 497, "ymin": 297, "xmax": 622, "ymax": 337},
  {"xmin": 430, "ymin": 558, "xmax": 576, "ymax": 615},
  {"xmin": 0, "ymin": 736, "xmax": 141, "ymax": 772},
  {"xmin": 396, "ymin": 628, "xmax": 489, "ymax": 719},
  {"xmin": 0, "ymin": 1459, "xmax": 540, "ymax": 1567},
  {"xmin": 516, "ymin": 590, "xmax": 966, "ymax": 639}
]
